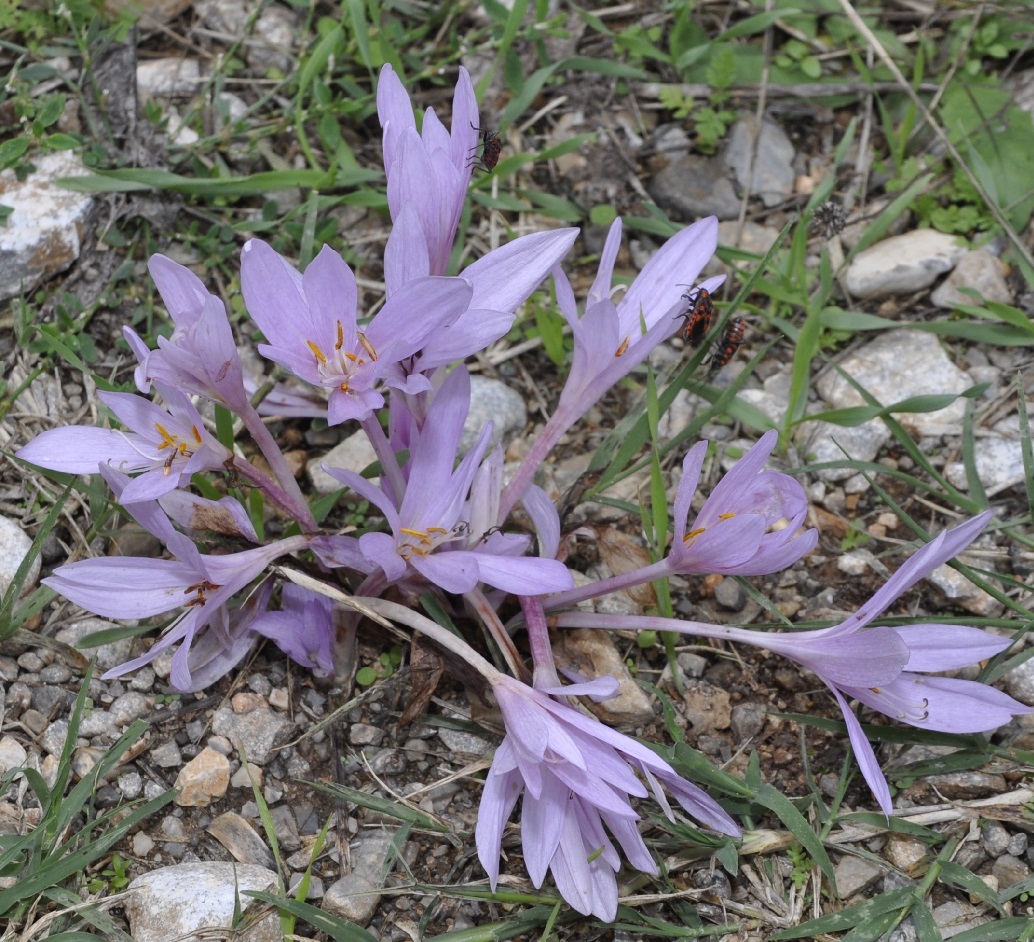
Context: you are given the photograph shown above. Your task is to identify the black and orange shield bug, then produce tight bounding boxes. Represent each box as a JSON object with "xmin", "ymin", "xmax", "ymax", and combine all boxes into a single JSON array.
[
  {"xmin": 709, "ymin": 316, "xmax": 747, "ymax": 374},
  {"xmin": 675, "ymin": 287, "xmax": 715, "ymax": 347},
  {"xmin": 469, "ymin": 122, "xmax": 503, "ymax": 173}
]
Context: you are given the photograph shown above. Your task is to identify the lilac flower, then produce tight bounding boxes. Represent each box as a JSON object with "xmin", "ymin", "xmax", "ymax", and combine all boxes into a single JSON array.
[
  {"xmin": 499, "ymin": 216, "xmax": 724, "ymax": 519},
  {"xmin": 543, "ymin": 431, "xmax": 817, "ymax": 612},
  {"xmin": 315, "ymin": 367, "xmax": 573, "ymax": 596},
  {"xmin": 240, "ymin": 239, "xmax": 473, "ymax": 425},
  {"xmin": 406, "ymin": 228, "xmax": 581, "ymax": 373},
  {"xmin": 376, "ymin": 63, "xmax": 579, "ymax": 364},
  {"xmin": 556, "ymin": 511, "xmax": 1033, "ymax": 816},
  {"xmin": 377, "ymin": 63, "xmax": 478, "ymax": 279},
  {"xmin": 554, "ymin": 215, "xmax": 725, "ymax": 416},
  {"xmin": 124, "ymin": 252, "xmax": 317, "ymax": 530},
  {"xmin": 746, "ymin": 510, "xmax": 1032, "ymax": 813},
  {"xmin": 44, "ymin": 467, "xmax": 308, "ymax": 691},
  {"xmin": 668, "ymin": 431, "xmax": 817, "ymax": 576},
  {"xmin": 125, "ymin": 254, "xmax": 251, "ymax": 414},
  {"xmin": 249, "ymin": 584, "xmax": 335, "ymax": 677},
  {"xmin": 476, "ymin": 673, "xmax": 739, "ymax": 920},
  {"xmin": 17, "ymin": 383, "xmax": 230, "ymax": 502}
]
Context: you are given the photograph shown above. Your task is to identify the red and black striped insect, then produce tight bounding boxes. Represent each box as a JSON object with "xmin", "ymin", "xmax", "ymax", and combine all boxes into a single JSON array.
[
  {"xmin": 709, "ymin": 317, "xmax": 747, "ymax": 374},
  {"xmin": 675, "ymin": 287, "xmax": 714, "ymax": 346},
  {"xmin": 469, "ymin": 122, "xmax": 503, "ymax": 173}
]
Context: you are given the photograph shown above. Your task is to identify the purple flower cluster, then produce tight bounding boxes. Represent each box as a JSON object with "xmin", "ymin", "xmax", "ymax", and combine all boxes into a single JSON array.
[{"xmin": 16, "ymin": 62, "xmax": 1032, "ymax": 921}]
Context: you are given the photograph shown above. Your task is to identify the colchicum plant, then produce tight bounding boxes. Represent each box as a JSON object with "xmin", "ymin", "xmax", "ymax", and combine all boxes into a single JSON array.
[{"xmin": 16, "ymin": 64, "xmax": 1033, "ymax": 921}]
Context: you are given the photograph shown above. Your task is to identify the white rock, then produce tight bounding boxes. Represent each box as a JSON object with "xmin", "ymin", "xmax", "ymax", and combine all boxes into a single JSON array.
[
  {"xmin": 249, "ymin": 4, "xmax": 296, "ymax": 73},
  {"xmin": 945, "ymin": 424, "xmax": 1026, "ymax": 496},
  {"xmin": 930, "ymin": 250, "xmax": 1012, "ymax": 309},
  {"xmin": 124, "ymin": 862, "xmax": 281, "ymax": 942},
  {"xmin": 837, "ymin": 551, "xmax": 873, "ymax": 576},
  {"xmin": 845, "ymin": 230, "xmax": 967, "ymax": 298},
  {"xmin": 816, "ymin": 329, "xmax": 973, "ymax": 437},
  {"xmin": 136, "ymin": 57, "xmax": 202, "ymax": 98},
  {"xmin": 54, "ymin": 618, "xmax": 135, "ymax": 671},
  {"xmin": 723, "ymin": 114, "xmax": 795, "ymax": 208},
  {"xmin": 462, "ymin": 375, "xmax": 527, "ymax": 455},
  {"xmin": 0, "ymin": 736, "xmax": 28, "ymax": 775},
  {"xmin": 0, "ymin": 151, "xmax": 94, "ymax": 302},
  {"xmin": 737, "ymin": 371, "xmax": 793, "ymax": 425},
  {"xmin": 307, "ymin": 430, "xmax": 379, "ymax": 496},
  {"xmin": 0, "ymin": 515, "xmax": 40, "ymax": 597},
  {"xmin": 797, "ymin": 419, "xmax": 889, "ymax": 482},
  {"xmin": 927, "ymin": 563, "xmax": 1002, "ymax": 617}
]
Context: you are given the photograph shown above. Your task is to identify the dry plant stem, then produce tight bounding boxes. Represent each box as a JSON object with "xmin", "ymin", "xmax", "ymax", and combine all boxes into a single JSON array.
[
  {"xmin": 834, "ymin": 0, "xmax": 1034, "ymax": 272},
  {"xmin": 277, "ymin": 566, "xmax": 505, "ymax": 683},
  {"xmin": 466, "ymin": 586, "xmax": 529, "ymax": 682}
]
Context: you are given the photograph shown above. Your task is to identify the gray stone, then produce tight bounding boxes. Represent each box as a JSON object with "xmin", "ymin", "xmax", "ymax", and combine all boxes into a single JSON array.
[
  {"xmin": 730, "ymin": 701, "xmax": 766, "ymax": 742},
  {"xmin": 923, "ymin": 771, "xmax": 1006, "ymax": 800},
  {"xmin": 323, "ymin": 829, "xmax": 396, "ymax": 927},
  {"xmin": 270, "ymin": 805, "xmax": 301, "ymax": 851},
  {"xmin": 844, "ymin": 229, "xmax": 967, "ymax": 299},
  {"xmin": 39, "ymin": 663, "xmax": 71, "ymax": 684},
  {"xmin": 350, "ymin": 723, "xmax": 385, "ymax": 747},
  {"xmin": 717, "ymin": 219, "xmax": 783, "ymax": 256},
  {"xmin": 207, "ymin": 812, "xmax": 275, "ymax": 869},
  {"xmin": 136, "ymin": 57, "xmax": 203, "ymax": 98},
  {"xmin": 41, "ymin": 719, "xmax": 70, "ymax": 758},
  {"xmin": 1003, "ymin": 656, "xmax": 1034, "ymax": 705},
  {"xmin": 288, "ymin": 872, "xmax": 324, "ymax": 900},
  {"xmin": 714, "ymin": 577, "xmax": 746, "ymax": 611},
  {"xmin": 991, "ymin": 853, "xmax": 1030, "ymax": 888},
  {"xmin": 437, "ymin": 727, "xmax": 492, "ymax": 757},
  {"xmin": 151, "ymin": 741, "xmax": 183, "ymax": 768},
  {"xmin": 0, "ymin": 736, "xmax": 28, "ymax": 775},
  {"xmin": 834, "ymin": 855, "xmax": 882, "ymax": 898},
  {"xmin": 981, "ymin": 821, "xmax": 1010, "ymax": 856},
  {"xmin": 930, "ymin": 250, "xmax": 1012, "ymax": 309},
  {"xmin": 124, "ymin": 862, "xmax": 281, "ymax": 942},
  {"xmin": 926, "ymin": 563, "xmax": 1001, "ymax": 617},
  {"xmin": 944, "ymin": 416, "xmax": 1026, "ymax": 497},
  {"xmin": 0, "ymin": 151, "xmax": 95, "ymax": 302},
  {"xmin": 78, "ymin": 710, "xmax": 118, "ymax": 738},
  {"xmin": 815, "ymin": 330, "xmax": 973, "ymax": 437},
  {"xmin": 249, "ymin": 4, "xmax": 296, "ymax": 73},
  {"xmin": 723, "ymin": 114, "xmax": 795, "ymax": 207},
  {"xmin": 648, "ymin": 153, "xmax": 740, "ymax": 220},
  {"xmin": 308, "ymin": 429, "xmax": 379, "ymax": 496},
  {"xmin": 0, "ymin": 515, "xmax": 40, "ymax": 598},
  {"xmin": 54, "ymin": 618, "xmax": 135, "ymax": 672},
  {"xmin": 931, "ymin": 900, "xmax": 989, "ymax": 937},
  {"xmin": 797, "ymin": 419, "xmax": 889, "ymax": 483},
  {"xmin": 211, "ymin": 705, "xmax": 294, "ymax": 764},
  {"xmin": 132, "ymin": 830, "xmax": 155, "ymax": 856},
  {"xmin": 118, "ymin": 771, "xmax": 143, "ymax": 799},
  {"xmin": 111, "ymin": 691, "xmax": 153, "ymax": 727},
  {"xmin": 461, "ymin": 375, "xmax": 527, "ymax": 456}
]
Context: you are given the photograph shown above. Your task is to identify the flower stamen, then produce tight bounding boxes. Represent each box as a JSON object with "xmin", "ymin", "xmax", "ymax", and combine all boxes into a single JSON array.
[
  {"xmin": 307, "ymin": 340, "xmax": 328, "ymax": 366},
  {"xmin": 866, "ymin": 684, "xmax": 930, "ymax": 723}
]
